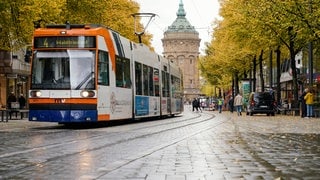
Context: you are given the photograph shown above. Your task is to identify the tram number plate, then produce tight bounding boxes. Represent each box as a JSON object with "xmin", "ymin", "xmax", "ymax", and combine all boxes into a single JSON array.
[{"xmin": 55, "ymin": 99, "xmax": 66, "ymax": 103}]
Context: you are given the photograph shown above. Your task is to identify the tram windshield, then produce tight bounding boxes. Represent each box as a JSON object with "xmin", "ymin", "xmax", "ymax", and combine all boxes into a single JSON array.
[{"xmin": 31, "ymin": 50, "xmax": 95, "ymax": 90}]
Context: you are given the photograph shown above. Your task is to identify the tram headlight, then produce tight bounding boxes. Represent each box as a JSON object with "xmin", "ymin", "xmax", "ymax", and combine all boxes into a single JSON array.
[
  {"xmin": 30, "ymin": 90, "xmax": 42, "ymax": 97},
  {"xmin": 80, "ymin": 90, "xmax": 95, "ymax": 98}
]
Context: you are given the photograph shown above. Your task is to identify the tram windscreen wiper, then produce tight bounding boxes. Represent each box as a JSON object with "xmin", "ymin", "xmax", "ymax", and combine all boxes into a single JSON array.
[{"xmin": 75, "ymin": 72, "xmax": 94, "ymax": 90}]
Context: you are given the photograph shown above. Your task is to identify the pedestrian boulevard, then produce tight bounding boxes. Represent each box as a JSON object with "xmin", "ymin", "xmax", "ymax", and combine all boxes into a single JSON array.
[
  {"xmin": 102, "ymin": 108, "xmax": 320, "ymax": 180},
  {"xmin": 1, "ymin": 108, "xmax": 320, "ymax": 179}
]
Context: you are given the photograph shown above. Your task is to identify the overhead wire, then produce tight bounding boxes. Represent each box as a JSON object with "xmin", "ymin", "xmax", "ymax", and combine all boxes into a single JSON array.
[{"xmin": 189, "ymin": 0, "xmax": 212, "ymax": 37}]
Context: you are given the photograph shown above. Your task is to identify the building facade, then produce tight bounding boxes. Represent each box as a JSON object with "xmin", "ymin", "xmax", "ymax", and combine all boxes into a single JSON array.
[
  {"xmin": 162, "ymin": 0, "xmax": 201, "ymax": 103},
  {"xmin": 0, "ymin": 49, "xmax": 30, "ymax": 108}
]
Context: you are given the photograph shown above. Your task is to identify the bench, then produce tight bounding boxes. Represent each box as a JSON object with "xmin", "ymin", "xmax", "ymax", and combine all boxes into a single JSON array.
[
  {"xmin": 18, "ymin": 109, "xmax": 29, "ymax": 119},
  {"xmin": 0, "ymin": 109, "xmax": 8, "ymax": 122},
  {"xmin": 314, "ymin": 108, "xmax": 320, "ymax": 117},
  {"xmin": 277, "ymin": 106, "xmax": 300, "ymax": 116},
  {"xmin": 286, "ymin": 108, "xmax": 300, "ymax": 116},
  {"xmin": 277, "ymin": 107, "xmax": 287, "ymax": 115},
  {"xmin": 0, "ymin": 109, "xmax": 29, "ymax": 122}
]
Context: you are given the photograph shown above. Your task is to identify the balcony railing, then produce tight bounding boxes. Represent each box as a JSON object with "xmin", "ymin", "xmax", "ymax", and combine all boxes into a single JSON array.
[
  {"xmin": 0, "ymin": 50, "xmax": 30, "ymax": 75},
  {"xmin": 11, "ymin": 58, "xmax": 30, "ymax": 74}
]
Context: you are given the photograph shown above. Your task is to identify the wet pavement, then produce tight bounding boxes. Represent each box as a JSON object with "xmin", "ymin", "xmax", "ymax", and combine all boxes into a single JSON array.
[
  {"xmin": 102, "ymin": 109, "xmax": 320, "ymax": 180},
  {"xmin": 1, "ymin": 107, "xmax": 320, "ymax": 179}
]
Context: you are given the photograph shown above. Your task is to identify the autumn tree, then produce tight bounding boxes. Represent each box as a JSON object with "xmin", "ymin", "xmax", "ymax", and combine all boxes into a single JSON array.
[
  {"xmin": 202, "ymin": 0, "xmax": 320, "ymax": 104},
  {"xmin": 0, "ymin": 0, "xmax": 152, "ymax": 51}
]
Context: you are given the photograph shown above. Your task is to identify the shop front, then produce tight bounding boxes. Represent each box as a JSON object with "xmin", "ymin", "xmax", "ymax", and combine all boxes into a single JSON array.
[{"xmin": 0, "ymin": 50, "xmax": 30, "ymax": 109}]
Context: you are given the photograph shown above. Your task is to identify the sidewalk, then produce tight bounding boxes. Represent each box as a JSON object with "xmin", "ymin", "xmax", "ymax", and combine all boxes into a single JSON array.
[
  {"xmin": 1, "ymin": 110, "xmax": 318, "ymax": 133},
  {"xmin": 1, "ymin": 108, "xmax": 320, "ymax": 179},
  {"xmin": 101, "ymin": 109, "xmax": 320, "ymax": 179},
  {"xmin": 0, "ymin": 118, "xmax": 55, "ymax": 132},
  {"xmin": 215, "ymin": 110, "xmax": 320, "ymax": 134}
]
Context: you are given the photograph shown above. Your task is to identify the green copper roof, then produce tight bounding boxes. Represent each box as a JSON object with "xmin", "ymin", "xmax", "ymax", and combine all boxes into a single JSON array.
[{"xmin": 166, "ymin": 0, "xmax": 198, "ymax": 33}]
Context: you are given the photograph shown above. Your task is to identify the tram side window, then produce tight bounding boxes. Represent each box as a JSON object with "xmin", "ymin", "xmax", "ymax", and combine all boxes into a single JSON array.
[
  {"xmin": 98, "ymin": 51, "xmax": 109, "ymax": 85},
  {"xmin": 154, "ymin": 68, "xmax": 159, "ymax": 97},
  {"xmin": 166, "ymin": 73, "xmax": 170, "ymax": 97},
  {"xmin": 162, "ymin": 71, "xmax": 170, "ymax": 97},
  {"xmin": 140, "ymin": 65, "xmax": 155, "ymax": 96},
  {"xmin": 135, "ymin": 62, "xmax": 142, "ymax": 95},
  {"xmin": 116, "ymin": 56, "xmax": 131, "ymax": 88},
  {"xmin": 143, "ymin": 65, "xmax": 149, "ymax": 95},
  {"xmin": 171, "ymin": 75, "xmax": 181, "ymax": 98},
  {"xmin": 148, "ymin": 66, "xmax": 154, "ymax": 96}
]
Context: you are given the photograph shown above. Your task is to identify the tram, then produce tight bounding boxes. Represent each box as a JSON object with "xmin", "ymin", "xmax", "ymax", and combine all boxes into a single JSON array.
[{"xmin": 29, "ymin": 23, "xmax": 183, "ymax": 123}]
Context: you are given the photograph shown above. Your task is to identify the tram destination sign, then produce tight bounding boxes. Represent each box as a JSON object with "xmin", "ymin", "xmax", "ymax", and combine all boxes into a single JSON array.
[{"xmin": 34, "ymin": 36, "xmax": 96, "ymax": 48}]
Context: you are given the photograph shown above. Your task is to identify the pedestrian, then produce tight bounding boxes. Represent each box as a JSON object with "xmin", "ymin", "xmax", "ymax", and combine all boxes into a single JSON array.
[
  {"xmin": 192, "ymin": 98, "xmax": 197, "ymax": 112},
  {"xmin": 304, "ymin": 88, "xmax": 314, "ymax": 118},
  {"xmin": 217, "ymin": 97, "xmax": 223, "ymax": 113},
  {"xmin": 7, "ymin": 92, "xmax": 16, "ymax": 109},
  {"xmin": 287, "ymin": 92, "xmax": 293, "ymax": 110},
  {"xmin": 197, "ymin": 99, "xmax": 202, "ymax": 112},
  {"xmin": 234, "ymin": 93, "xmax": 243, "ymax": 116},
  {"xmin": 228, "ymin": 96, "xmax": 234, "ymax": 113},
  {"xmin": 201, "ymin": 101, "xmax": 205, "ymax": 111},
  {"xmin": 19, "ymin": 94, "xmax": 26, "ymax": 109},
  {"xmin": 299, "ymin": 89, "xmax": 307, "ymax": 117}
]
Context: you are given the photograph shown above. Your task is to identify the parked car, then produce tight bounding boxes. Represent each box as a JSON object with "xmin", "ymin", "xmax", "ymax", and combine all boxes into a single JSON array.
[{"xmin": 246, "ymin": 91, "xmax": 276, "ymax": 116}]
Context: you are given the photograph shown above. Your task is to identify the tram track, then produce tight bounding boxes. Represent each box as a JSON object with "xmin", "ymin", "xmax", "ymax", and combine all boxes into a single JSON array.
[
  {"xmin": 95, "ymin": 111, "xmax": 232, "ymax": 178},
  {"xmin": 0, "ymin": 111, "xmax": 232, "ymax": 179},
  {"xmin": 1, "ymin": 113, "xmax": 209, "ymax": 160},
  {"xmin": 0, "ymin": 113, "xmax": 202, "ymax": 159}
]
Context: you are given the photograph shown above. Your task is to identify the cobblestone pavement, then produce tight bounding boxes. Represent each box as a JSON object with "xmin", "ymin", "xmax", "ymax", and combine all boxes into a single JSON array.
[
  {"xmin": 1, "ymin": 107, "xmax": 320, "ymax": 180},
  {"xmin": 100, "ymin": 108, "xmax": 320, "ymax": 180}
]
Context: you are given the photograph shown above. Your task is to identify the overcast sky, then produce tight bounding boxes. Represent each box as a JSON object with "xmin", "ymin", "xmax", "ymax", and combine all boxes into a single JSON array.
[{"xmin": 134, "ymin": 0, "xmax": 221, "ymax": 55}]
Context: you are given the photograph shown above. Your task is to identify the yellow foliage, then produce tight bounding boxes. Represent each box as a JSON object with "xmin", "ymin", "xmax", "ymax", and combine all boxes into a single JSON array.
[
  {"xmin": 0, "ymin": 0, "xmax": 152, "ymax": 50},
  {"xmin": 201, "ymin": 0, "xmax": 320, "ymax": 90}
]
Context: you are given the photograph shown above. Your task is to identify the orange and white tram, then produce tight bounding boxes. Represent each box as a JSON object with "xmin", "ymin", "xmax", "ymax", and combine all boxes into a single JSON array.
[{"xmin": 29, "ymin": 24, "xmax": 183, "ymax": 123}]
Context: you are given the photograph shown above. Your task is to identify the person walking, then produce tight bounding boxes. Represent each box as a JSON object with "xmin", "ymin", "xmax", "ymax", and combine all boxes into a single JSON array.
[
  {"xmin": 7, "ymin": 92, "xmax": 16, "ymax": 109},
  {"xmin": 217, "ymin": 97, "xmax": 223, "ymax": 113},
  {"xmin": 7, "ymin": 92, "xmax": 17, "ymax": 119},
  {"xmin": 299, "ymin": 89, "xmax": 307, "ymax": 118},
  {"xmin": 192, "ymin": 98, "xmax": 197, "ymax": 112},
  {"xmin": 234, "ymin": 93, "xmax": 243, "ymax": 116},
  {"xmin": 18, "ymin": 94, "xmax": 26, "ymax": 109},
  {"xmin": 228, "ymin": 96, "xmax": 234, "ymax": 113},
  {"xmin": 197, "ymin": 99, "xmax": 202, "ymax": 112},
  {"xmin": 304, "ymin": 88, "xmax": 314, "ymax": 118}
]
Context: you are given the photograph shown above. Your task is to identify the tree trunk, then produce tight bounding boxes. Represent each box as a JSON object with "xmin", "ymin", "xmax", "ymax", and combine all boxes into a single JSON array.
[
  {"xmin": 235, "ymin": 72, "xmax": 239, "ymax": 95},
  {"xmin": 288, "ymin": 27, "xmax": 299, "ymax": 115},
  {"xmin": 269, "ymin": 50, "xmax": 273, "ymax": 89},
  {"xmin": 249, "ymin": 65, "xmax": 252, "ymax": 92},
  {"xmin": 253, "ymin": 56, "xmax": 257, "ymax": 92},
  {"xmin": 275, "ymin": 46, "xmax": 281, "ymax": 106},
  {"xmin": 232, "ymin": 75, "xmax": 235, "ymax": 98},
  {"xmin": 259, "ymin": 50, "xmax": 264, "ymax": 92}
]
